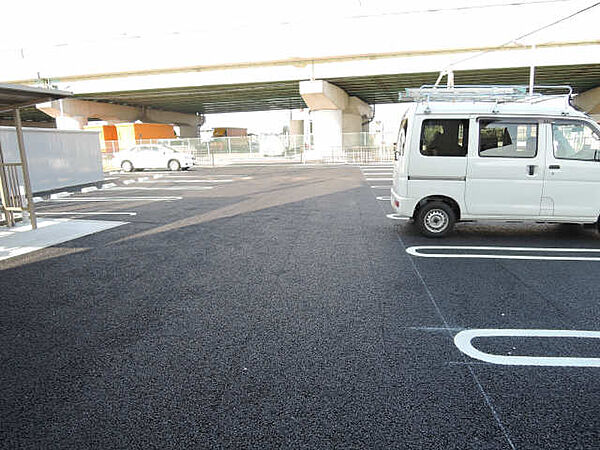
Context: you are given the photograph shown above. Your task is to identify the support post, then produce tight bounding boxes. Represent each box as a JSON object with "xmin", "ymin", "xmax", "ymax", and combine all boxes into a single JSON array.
[
  {"xmin": 14, "ymin": 109, "xmax": 37, "ymax": 229},
  {"xmin": 529, "ymin": 43, "xmax": 536, "ymax": 96}
]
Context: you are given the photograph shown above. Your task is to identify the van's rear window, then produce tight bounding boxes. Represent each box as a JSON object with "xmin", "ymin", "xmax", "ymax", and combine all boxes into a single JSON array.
[{"xmin": 420, "ymin": 119, "xmax": 469, "ymax": 157}]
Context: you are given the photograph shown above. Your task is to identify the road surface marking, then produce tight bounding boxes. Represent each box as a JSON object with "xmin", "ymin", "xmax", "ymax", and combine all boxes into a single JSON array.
[
  {"xmin": 406, "ymin": 245, "xmax": 600, "ymax": 261},
  {"xmin": 108, "ymin": 186, "xmax": 213, "ymax": 191},
  {"xmin": 37, "ymin": 212, "xmax": 138, "ymax": 216},
  {"xmin": 46, "ymin": 196, "xmax": 182, "ymax": 202},
  {"xmin": 362, "ymin": 172, "xmax": 393, "ymax": 175},
  {"xmin": 386, "ymin": 213, "xmax": 409, "ymax": 220},
  {"xmin": 454, "ymin": 329, "xmax": 600, "ymax": 367},
  {"xmin": 376, "ymin": 196, "xmax": 391, "ymax": 201},
  {"xmin": 140, "ymin": 179, "xmax": 233, "ymax": 183}
]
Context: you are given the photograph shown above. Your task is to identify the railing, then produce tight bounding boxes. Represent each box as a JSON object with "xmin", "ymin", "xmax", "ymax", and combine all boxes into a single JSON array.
[
  {"xmin": 101, "ymin": 132, "xmax": 396, "ymax": 171},
  {"xmin": 0, "ymin": 163, "xmax": 25, "ymax": 226}
]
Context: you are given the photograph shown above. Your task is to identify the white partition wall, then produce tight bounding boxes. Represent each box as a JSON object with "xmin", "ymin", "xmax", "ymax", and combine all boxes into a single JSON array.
[{"xmin": 0, "ymin": 127, "xmax": 103, "ymax": 193}]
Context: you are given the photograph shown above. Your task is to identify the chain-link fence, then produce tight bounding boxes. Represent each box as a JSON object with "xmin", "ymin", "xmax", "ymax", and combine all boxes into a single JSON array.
[{"xmin": 101, "ymin": 132, "xmax": 395, "ymax": 171}]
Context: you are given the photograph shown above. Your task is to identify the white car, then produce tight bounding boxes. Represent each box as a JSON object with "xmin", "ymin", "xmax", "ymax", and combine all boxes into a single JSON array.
[
  {"xmin": 391, "ymin": 85, "xmax": 600, "ymax": 237},
  {"xmin": 114, "ymin": 144, "xmax": 194, "ymax": 172}
]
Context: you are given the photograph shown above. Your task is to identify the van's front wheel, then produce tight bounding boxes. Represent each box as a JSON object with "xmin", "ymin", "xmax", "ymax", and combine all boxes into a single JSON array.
[{"xmin": 416, "ymin": 201, "xmax": 456, "ymax": 238}]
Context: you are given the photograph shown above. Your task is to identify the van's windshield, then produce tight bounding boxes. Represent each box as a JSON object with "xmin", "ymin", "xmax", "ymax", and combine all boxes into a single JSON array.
[{"xmin": 553, "ymin": 121, "xmax": 600, "ymax": 161}]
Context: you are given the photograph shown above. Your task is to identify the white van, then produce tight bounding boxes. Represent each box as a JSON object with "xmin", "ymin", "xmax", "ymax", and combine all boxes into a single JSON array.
[{"xmin": 390, "ymin": 86, "xmax": 600, "ymax": 237}]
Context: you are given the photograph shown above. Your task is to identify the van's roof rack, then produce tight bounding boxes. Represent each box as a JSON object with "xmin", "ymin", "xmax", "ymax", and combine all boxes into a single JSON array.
[{"xmin": 399, "ymin": 85, "xmax": 573, "ymax": 104}]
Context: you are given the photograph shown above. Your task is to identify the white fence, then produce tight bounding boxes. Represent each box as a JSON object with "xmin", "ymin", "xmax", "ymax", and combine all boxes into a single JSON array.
[{"xmin": 102, "ymin": 132, "xmax": 395, "ymax": 169}]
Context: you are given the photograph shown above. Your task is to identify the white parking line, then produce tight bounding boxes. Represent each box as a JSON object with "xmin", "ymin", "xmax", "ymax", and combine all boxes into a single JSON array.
[
  {"xmin": 376, "ymin": 196, "xmax": 391, "ymax": 201},
  {"xmin": 358, "ymin": 165, "xmax": 394, "ymax": 167},
  {"xmin": 361, "ymin": 172, "xmax": 393, "ymax": 175},
  {"xmin": 46, "ymin": 196, "xmax": 182, "ymax": 202},
  {"xmin": 37, "ymin": 211, "xmax": 138, "ymax": 216},
  {"xmin": 361, "ymin": 167, "xmax": 393, "ymax": 170},
  {"xmin": 386, "ymin": 213, "xmax": 409, "ymax": 220},
  {"xmin": 370, "ymin": 185, "xmax": 392, "ymax": 189},
  {"xmin": 140, "ymin": 179, "xmax": 233, "ymax": 183},
  {"xmin": 108, "ymin": 186, "xmax": 213, "ymax": 191},
  {"xmin": 365, "ymin": 178, "xmax": 393, "ymax": 181},
  {"xmin": 454, "ymin": 329, "xmax": 600, "ymax": 367},
  {"xmin": 406, "ymin": 246, "xmax": 600, "ymax": 261},
  {"xmin": 158, "ymin": 174, "xmax": 249, "ymax": 178},
  {"xmin": 113, "ymin": 171, "xmax": 188, "ymax": 175}
]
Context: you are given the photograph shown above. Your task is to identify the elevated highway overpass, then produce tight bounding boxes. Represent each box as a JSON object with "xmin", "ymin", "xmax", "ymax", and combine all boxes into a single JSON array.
[{"xmin": 3, "ymin": 42, "xmax": 600, "ymax": 120}]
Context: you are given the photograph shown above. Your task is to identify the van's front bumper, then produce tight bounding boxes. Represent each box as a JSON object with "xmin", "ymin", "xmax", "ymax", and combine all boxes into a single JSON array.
[{"xmin": 390, "ymin": 188, "xmax": 412, "ymax": 219}]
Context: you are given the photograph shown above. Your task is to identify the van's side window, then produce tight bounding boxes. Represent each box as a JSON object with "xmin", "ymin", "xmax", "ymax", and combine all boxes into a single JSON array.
[
  {"xmin": 552, "ymin": 121, "xmax": 600, "ymax": 161},
  {"xmin": 420, "ymin": 119, "xmax": 469, "ymax": 157},
  {"xmin": 397, "ymin": 118, "xmax": 408, "ymax": 156},
  {"xmin": 479, "ymin": 121, "xmax": 537, "ymax": 158}
]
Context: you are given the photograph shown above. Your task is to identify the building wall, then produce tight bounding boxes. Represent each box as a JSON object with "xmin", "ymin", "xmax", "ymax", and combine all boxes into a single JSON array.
[
  {"xmin": 115, "ymin": 123, "xmax": 176, "ymax": 149},
  {"xmin": 0, "ymin": 127, "xmax": 103, "ymax": 193}
]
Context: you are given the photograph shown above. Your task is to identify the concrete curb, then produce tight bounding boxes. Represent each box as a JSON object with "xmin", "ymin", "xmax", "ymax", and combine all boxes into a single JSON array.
[{"xmin": 50, "ymin": 192, "xmax": 72, "ymax": 199}]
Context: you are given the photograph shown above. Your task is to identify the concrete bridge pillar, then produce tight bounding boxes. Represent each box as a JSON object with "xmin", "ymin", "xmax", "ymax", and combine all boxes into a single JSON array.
[
  {"xmin": 177, "ymin": 125, "xmax": 199, "ymax": 139},
  {"xmin": 55, "ymin": 114, "xmax": 88, "ymax": 130},
  {"xmin": 574, "ymin": 87, "xmax": 600, "ymax": 122},
  {"xmin": 300, "ymin": 80, "xmax": 372, "ymax": 161},
  {"xmin": 37, "ymin": 99, "xmax": 203, "ymax": 137}
]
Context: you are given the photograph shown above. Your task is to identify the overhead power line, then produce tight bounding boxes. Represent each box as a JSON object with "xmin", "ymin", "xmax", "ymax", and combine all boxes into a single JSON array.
[
  {"xmin": 0, "ymin": 0, "xmax": 583, "ymax": 54},
  {"xmin": 349, "ymin": 0, "xmax": 578, "ymax": 19},
  {"xmin": 446, "ymin": 0, "xmax": 600, "ymax": 69}
]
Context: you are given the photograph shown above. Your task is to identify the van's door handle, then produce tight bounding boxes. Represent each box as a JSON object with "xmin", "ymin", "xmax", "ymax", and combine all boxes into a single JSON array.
[
  {"xmin": 527, "ymin": 165, "xmax": 536, "ymax": 176},
  {"xmin": 549, "ymin": 164, "xmax": 560, "ymax": 170}
]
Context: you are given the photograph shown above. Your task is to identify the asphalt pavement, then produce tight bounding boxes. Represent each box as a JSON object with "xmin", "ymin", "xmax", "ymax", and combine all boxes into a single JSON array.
[{"xmin": 1, "ymin": 164, "xmax": 599, "ymax": 449}]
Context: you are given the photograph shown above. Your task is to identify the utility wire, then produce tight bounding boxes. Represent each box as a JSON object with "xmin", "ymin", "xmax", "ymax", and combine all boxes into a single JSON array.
[
  {"xmin": 349, "ymin": 0, "xmax": 578, "ymax": 19},
  {"xmin": 446, "ymin": 0, "xmax": 600, "ymax": 69},
  {"xmin": 0, "ymin": 0, "xmax": 582, "ymax": 54}
]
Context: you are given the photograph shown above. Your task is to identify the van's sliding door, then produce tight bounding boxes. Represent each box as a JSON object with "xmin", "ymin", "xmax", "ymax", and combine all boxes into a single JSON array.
[{"xmin": 465, "ymin": 118, "xmax": 546, "ymax": 217}]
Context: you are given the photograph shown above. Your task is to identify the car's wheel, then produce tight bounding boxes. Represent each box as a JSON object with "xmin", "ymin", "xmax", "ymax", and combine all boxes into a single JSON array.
[
  {"xmin": 168, "ymin": 159, "xmax": 181, "ymax": 171},
  {"xmin": 416, "ymin": 201, "xmax": 456, "ymax": 238},
  {"xmin": 121, "ymin": 160, "xmax": 134, "ymax": 172}
]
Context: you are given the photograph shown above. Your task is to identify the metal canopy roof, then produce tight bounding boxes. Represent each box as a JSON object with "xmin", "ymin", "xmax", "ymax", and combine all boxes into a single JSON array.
[
  {"xmin": 0, "ymin": 83, "xmax": 72, "ymax": 114},
  {"xmin": 2, "ymin": 63, "xmax": 599, "ymax": 122}
]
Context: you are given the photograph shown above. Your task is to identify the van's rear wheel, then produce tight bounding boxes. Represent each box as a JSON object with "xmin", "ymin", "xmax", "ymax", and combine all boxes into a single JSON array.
[{"xmin": 416, "ymin": 201, "xmax": 456, "ymax": 238}]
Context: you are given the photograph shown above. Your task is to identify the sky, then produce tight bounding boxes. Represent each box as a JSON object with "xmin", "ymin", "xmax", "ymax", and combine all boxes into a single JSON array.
[
  {"xmin": 2, "ymin": 0, "xmax": 597, "ymax": 51},
  {"xmin": 1, "ymin": 0, "xmax": 599, "ymax": 134}
]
